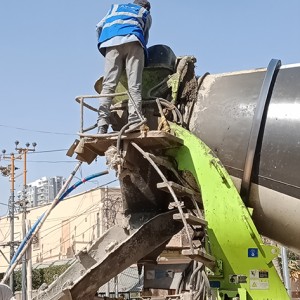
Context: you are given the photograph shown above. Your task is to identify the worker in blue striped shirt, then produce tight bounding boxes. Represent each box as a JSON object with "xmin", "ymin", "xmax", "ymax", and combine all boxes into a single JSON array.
[{"xmin": 96, "ymin": 0, "xmax": 152, "ymax": 134}]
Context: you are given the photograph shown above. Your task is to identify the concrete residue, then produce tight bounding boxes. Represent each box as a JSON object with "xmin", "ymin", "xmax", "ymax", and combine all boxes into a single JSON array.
[{"xmin": 105, "ymin": 240, "xmax": 119, "ymax": 252}]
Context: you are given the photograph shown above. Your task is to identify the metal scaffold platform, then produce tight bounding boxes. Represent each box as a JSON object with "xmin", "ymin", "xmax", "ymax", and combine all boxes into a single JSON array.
[{"xmin": 68, "ymin": 130, "xmax": 183, "ymax": 163}]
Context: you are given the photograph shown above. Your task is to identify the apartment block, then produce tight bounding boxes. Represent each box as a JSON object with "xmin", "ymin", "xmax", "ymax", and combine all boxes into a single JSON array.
[{"xmin": 17, "ymin": 176, "xmax": 66, "ymax": 207}]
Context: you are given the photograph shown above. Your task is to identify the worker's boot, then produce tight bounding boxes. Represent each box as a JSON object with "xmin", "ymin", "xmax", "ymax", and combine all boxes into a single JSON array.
[{"xmin": 97, "ymin": 124, "xmax": 108, "ymax": 134}]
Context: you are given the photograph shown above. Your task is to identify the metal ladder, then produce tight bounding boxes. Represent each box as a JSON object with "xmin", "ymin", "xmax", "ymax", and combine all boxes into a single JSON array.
[
  {"xmin": 130, "ymin": 142, "xmax": 215, "ymax": 268},
  {"xmin": 130, "ymin": 142, "xmax": 214, "ymax": 298}
]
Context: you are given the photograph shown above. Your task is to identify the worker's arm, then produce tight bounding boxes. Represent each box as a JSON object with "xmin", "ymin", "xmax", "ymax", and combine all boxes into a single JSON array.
[{"xmin": 143, "ymin": 14, "xmax": 152, "ymax": 45}]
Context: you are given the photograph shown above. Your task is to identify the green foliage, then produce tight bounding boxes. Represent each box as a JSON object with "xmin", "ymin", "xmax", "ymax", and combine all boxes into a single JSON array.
[
  {"xmin": 43, "ymin": 265, "xmax": 69, "ymax": 285},
  {"xmin": 14, "ymin": 270, "xmax": 22, "ymax": 291},
  {"xmin": 14, "ymin": 265, "xmax": 69, "ymax": 291}
]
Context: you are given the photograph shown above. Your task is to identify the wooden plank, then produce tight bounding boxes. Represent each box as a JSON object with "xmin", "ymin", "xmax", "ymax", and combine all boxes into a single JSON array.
[
  {"xmin": 173, "ymin": 213, "xmax": 207, "ymax": 226},
  {"xmin": 76, "ymin": 130, "xmax": 183, "ymax": 157},
  {"xmin": 66, "ymin": 139, "xmax": 79, "ymax": 157},
  {"xmin": 182, "ymin": 249, "xmax": 216, "ymax": 267},
  {"xmin": 157, "ymin": 181, "xmax": 200, "ymax": 198}
]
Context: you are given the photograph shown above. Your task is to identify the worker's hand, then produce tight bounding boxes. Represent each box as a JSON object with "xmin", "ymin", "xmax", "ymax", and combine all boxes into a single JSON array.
[{"xmin": 96, "ymin": 25, "xmax": 102, "ymax": 40}]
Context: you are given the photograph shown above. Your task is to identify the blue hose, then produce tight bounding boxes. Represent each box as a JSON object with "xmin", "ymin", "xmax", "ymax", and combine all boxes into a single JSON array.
[{"xmin": 10, "ymin": 170, "xmax": 108, "ymax": 266}]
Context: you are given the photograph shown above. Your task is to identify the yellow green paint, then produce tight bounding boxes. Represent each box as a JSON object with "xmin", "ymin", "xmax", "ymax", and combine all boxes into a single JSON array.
[{"xmin": 167, "ymin": 124, "xmax": 289, "ymax": 300}]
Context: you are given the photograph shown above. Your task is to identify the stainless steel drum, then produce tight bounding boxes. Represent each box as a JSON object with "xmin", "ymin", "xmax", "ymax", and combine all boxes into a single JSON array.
[{"xmin": 189, "ymin": 63, "xmax": 300, "ymax": 253}]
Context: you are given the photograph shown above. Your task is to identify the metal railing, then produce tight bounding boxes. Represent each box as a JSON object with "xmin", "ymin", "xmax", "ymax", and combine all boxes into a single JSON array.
[{"xmin": 75, "ymin": 92, "xmax": 128, "ymax": 134}]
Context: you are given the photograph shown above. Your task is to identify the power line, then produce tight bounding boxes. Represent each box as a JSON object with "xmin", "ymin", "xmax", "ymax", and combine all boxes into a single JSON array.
[
  {"xmin": 32, "ymin": 192, "xmax": 121, "ymax": 260},
  {"xmin": 31, "ymin": 222, "xmax": 98, "ymax": 261},
  {"xmin": 0, "ymin": 150, "xmax": 69, "ymax": 159},
  {"xmin": 1, "ymin": 148, "xmax": 75, "ymax": 163},
  {"xmin": 99, "ymin": 179, "xmax": 118, "ymax": 187},
  {"xmin": 8, "ymin": 183, "xmax": 121, "ymax": 266},
  {"xmin": 30, "ymin": 149, "xmax": 69, "ymax": 154},
  {"xmin": 0, "ymin": 124, "xmax": 76, "ymax": 136},
  {"xmin": 0, "ymin": 148, "xmax": 74, "ymax": 163},
  {"xmin": 34, "ymin": 197, "xmax": 103, "ymax": 241},
  {"xmin": 26, "ymin": 161, "xmax": 77, "ymax": 164},
  {"xmin": 24, "ymin": 182, "xmax": 119, "ymax": 238}
]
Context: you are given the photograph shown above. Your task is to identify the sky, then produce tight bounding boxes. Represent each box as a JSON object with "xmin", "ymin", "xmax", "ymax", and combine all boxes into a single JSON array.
[{"xmin": 0, "ymin": 0, "xmax": 299, "ymax": 215}]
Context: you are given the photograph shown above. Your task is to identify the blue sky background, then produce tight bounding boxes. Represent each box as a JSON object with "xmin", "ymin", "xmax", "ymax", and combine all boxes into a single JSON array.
[{"xmin": 0, "ymin": 0, "xmax": 299, "ymax": 215}]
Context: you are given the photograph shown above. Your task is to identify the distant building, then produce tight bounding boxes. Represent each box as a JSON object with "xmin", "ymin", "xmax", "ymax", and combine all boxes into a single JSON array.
[
  {"xmin": 0, "ymin": 186, "xmax": 128, "ymax": 299},
  {"xmin": 17, "ymin": 176, "xmax": 66, "ymax": 207},
  {"xmin": 0, "ymin": 186, "xmax": 122, "ymax": 273}
]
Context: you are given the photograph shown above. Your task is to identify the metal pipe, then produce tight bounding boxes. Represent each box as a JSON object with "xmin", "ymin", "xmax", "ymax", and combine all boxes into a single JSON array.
[
  {"xmin": 105, "ymin": 281, "xmax": 110, "ymax": 297},
  {"xmin": 116, "ymin": 119, "xmax": 147, "ymax": 155},
  {"xmin": 0, "ymin": 250, "xmax": 9, "ymax": 264},
  {"xmin": 127, "ymin": 91, "xmax": 145, "ymax": 121},
  {"xmin": 188, "ymin": 263, "xmax": 202, "ymax": 292},
  {"xmin": 114, "ymin": 275, "xmax": 119, "ymax": 298},
  {"xmin": 7, "ymin": 169, "xmax": 109, "ymax": 272},
  {"xmin": 79, "ymin": 97, "xmax": 84, "ymax": 133},
  {"xmin": 1, "ymin": 162, "xmax": 83, "ymax": 284},
  {"xmin": 131, "ymin": 142, "xmax": 194, "ymax": 253},
  {"xmin": 281, "ymin": 247, "xmax": 291, "ymax": 297},
  {"xmin": 75, "ymin": 92, "xmax": 127, "ymax": 101}
]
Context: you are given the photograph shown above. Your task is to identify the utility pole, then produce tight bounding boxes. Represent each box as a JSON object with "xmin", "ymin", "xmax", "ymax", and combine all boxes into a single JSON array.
[
  {"xmin": 1, "ymin": 150, "xmax": 18, "ymax": 292},
  {"xmin": 26, "ymin": 220, "xmax": 33, "ymax": 300},
  {"xmin": 14, "ymin": 141, "xmax": 37, "ymax": 300}
]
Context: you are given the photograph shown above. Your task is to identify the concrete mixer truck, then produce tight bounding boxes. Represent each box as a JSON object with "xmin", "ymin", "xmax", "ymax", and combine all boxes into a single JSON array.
[{"xmin": 32, "ymin": 44, "xmax": 300, "ymax": 300}]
